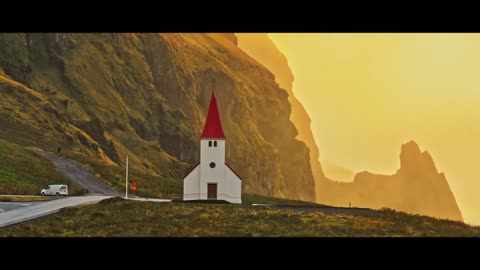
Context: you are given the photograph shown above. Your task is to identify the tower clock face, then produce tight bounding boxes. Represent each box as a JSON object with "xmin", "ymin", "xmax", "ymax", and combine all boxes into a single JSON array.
[{"xmin": 210, "ymin": 162, "xmax": 216, "ymax": 168}]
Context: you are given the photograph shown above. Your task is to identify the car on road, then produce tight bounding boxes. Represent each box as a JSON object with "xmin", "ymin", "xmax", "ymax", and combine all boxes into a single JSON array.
[{"xmin": 41, "ymin": 185, "xmax": 68, "ymax": 196}]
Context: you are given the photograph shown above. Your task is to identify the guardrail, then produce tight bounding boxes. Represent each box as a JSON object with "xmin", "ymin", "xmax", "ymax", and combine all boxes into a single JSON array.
[{"xmin": 171, "ymin": 193, "xmax": 241, "ymax": 201}]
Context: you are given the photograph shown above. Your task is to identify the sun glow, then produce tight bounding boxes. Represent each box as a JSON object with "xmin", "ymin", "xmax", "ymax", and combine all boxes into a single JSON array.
[{"xmin": 269, "ymin": 33, "xmax": 480, "ymax": 225}]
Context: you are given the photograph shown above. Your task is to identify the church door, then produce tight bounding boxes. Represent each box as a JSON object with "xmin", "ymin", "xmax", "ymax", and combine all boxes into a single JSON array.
[{"xmin": 207, "ymin": 183, "xmax": 217, "ymax": 200}]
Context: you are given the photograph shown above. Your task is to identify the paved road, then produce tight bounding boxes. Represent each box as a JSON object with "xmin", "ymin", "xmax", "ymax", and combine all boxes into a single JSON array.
[
  {"xmin": 0, "ymin": 202, "xmax": 43, "ymax": 213},
  {"xmin": 30, "ymin": 149, "xmax": 121, "ymax": 196},
  {"xmin": 0, "ymin": 196, "xmax": 112, "ymax": 227}
]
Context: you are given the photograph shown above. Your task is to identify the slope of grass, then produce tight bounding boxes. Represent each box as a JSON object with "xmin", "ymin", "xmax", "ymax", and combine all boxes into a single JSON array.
[
  {"xmin": 62, "ymin": 150, "xmax": 183, "ymax": 199},
  {"xmin": 1, "ymin": 198, "xmax": 479, "ymax": 237},
  {"xmin": 242, "ymin": 193, "xmax": 330, "ymax": 207},
  {"xmin": 0, "ymin": 138, "xmax": 86, "ymax": 195}
]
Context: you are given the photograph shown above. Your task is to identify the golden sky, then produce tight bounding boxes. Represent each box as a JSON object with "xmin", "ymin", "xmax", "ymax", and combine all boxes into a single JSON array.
[{"xmin": 269, "ymin": 33, "xmax": 480, "ymax": 225}]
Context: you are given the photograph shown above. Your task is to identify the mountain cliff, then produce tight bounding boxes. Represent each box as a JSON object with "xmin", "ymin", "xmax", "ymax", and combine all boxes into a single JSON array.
[
  {"xmin": 317, "ymin": 141, "xmax": 463, "ymax": 221},
  {"xmin": 0, "ymin": 33, "xmax": 316, "ymax": 201},
  {"xmin": 236, "ymin": 34, "xmax": 326, "ymax": 183},
  {"xmin": 236, "ymin": 34, "xmax": 463, "ymax": 221}
]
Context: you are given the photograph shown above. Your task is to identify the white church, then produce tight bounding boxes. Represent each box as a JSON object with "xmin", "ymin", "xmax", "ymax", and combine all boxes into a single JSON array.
[{"xmin": 183, "ymin": 90, "xmax": 242, "ymax": 204}]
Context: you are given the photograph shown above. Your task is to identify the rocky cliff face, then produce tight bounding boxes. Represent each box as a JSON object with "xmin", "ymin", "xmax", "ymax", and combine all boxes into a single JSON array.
[
  {"xmin": 317, "ymin": 141, "xmax": 463, "ymax": 221},
  {"xmin": 0, "ymin": 33, "xmax": 316, "ymax": 201},
  {"xmin": 236, "ymin": 33, "xmax": 326, "ymax": 184}
]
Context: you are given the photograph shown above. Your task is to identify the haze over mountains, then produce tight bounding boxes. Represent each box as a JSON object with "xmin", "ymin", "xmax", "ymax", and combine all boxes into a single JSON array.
[
  {"xmin": 0, "ymin": 33, "xmax": 463, "ymax": 222},
  {"xmin": 237, "ymin": 33, "xmax": 462, "ymax": 222}
]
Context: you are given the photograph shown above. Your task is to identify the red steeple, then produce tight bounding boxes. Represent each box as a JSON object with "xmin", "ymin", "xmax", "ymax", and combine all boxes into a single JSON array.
[{"xmin": 200, "ymin": 91, "xmax": 226, "ymax": 139}]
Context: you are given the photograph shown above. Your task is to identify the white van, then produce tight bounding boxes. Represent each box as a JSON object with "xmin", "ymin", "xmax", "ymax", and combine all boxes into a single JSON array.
[{"xmin": 41, "ymin": 185, "xmax": 68, "ymax": 196}]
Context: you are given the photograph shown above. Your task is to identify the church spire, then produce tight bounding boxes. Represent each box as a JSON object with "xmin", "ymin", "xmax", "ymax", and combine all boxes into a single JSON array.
[{"xmin": 200, "ymin": 83, "xmax": 226, "ymax": 139}]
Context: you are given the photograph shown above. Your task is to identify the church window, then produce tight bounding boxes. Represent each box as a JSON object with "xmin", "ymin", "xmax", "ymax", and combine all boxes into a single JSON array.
[
  {"xmin": 209, "ymin": 141, "xmax": 212, "ymax": 147},
  {"xmin": 210, "ymin": 162, "xmax": 216, "ymax": 168},
  {"xmin": 214, "ymin": 141, "xmax": 217, "ymax": 147}
]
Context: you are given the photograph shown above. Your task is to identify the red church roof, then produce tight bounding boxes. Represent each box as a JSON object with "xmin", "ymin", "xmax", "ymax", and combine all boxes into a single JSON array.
[{"xmin": 200, "ymin": 91, "xmax": 226, "ymax": 139}]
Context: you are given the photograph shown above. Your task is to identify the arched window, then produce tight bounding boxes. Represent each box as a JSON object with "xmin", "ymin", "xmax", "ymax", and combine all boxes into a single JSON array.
[
  {"xmin": 208, "ymin": 141, "xmax": 212, "ymax": 147},
  {"xmin": 214, "ymin": 141, "xmax": 217, "ymax": 147}
]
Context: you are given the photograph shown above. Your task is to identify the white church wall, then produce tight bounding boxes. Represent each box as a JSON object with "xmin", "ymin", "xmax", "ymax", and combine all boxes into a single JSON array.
[
  {"xmin": 183, "ymin": 140, "xmax": 242, "ymax": 203},
  {"xmin": 199, "ymin": 139, "xmax": 226, "ymax": 200},
  {"xmin": 222, "ymin": 166, "xmax": 242, "ymax": 204},
  {"xmin": 183, "ymin": 165, "xmax": 200, "ymax": 201},
  {"xmin": 200, "ymin": 139, "xmax": 226, "ymax": 180}
]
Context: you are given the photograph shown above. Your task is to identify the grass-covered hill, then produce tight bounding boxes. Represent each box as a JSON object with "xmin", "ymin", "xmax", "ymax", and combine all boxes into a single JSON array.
[{"xmin": 1, "ymin": 197, "xmax": 478, "ymax": 237}]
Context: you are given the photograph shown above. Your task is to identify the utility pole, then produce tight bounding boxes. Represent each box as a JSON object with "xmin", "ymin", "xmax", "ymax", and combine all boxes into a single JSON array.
[{"xmin": 125, "ymin": 156, "xmax": 128, "ymax": 199}]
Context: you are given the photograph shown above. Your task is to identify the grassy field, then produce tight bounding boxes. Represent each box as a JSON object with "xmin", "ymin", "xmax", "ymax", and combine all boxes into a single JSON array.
[
  {"xmin": 1, "ymin": 197, "xmax": 479, "ymax": 237},
  {"xmin": 0, "ymin": 139, "xmax": 86, "ymax": 195},
  {"xmin": 242, "ymin": 193, "xmax": 330, "ymax": 207}
]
